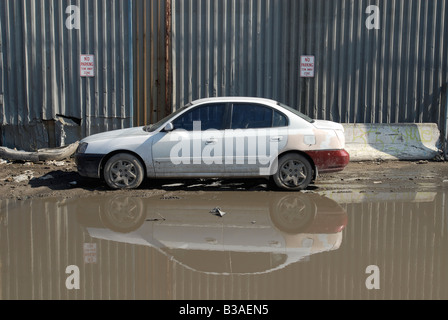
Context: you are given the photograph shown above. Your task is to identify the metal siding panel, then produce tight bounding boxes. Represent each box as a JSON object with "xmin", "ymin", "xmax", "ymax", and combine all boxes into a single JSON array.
[
  {"xmin": 133, "ymin": 0, "xmax": 167, "ymax": 126},
  {"xmin": 1, "ymin": 0, "xmax": 447, "ymax": 147},
  {"xmin": 170, "ymin": 0, "xmax": 447, "ymax": 137},
  {"xmin": 0, "ymin": 1, "xmax": 4, "ymax": 127},
  {"xmin": 136, "ymin": 0, "xmax": 154, "ymax": 124},
  {"xmin": 0, "ymin": 0, "xmax": 133, "ymax": 149}
]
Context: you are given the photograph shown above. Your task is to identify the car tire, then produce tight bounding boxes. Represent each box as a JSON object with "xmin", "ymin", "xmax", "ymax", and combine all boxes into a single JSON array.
[
  {"xmin": 272, "ymin": 153, "xmax": 313, "ymax": 191},
  {"xmin": 103, "ymin": 153, "xmax": 145, "ymax": 190}
]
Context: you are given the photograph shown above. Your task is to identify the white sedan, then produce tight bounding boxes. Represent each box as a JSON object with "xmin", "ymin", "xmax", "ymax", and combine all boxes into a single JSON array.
[{"xmin": 75, "ymin": 97, "xmax": 349, "ymax": 190}]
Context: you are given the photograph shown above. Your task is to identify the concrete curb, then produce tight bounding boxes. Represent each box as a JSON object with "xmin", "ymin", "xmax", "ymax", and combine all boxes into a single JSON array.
[{"xmin": 343, "ymin": 123, "xmax": 442, "ymax": 161}]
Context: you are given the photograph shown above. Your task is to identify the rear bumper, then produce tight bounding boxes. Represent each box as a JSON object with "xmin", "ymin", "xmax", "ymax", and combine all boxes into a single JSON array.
[
  {"xmin": 305, "ymin": 149, "xmax": 350, "ymax": 173},
  {"xmin": 75, "ymin": 153, "xmax": 105, "ymax": 178}
]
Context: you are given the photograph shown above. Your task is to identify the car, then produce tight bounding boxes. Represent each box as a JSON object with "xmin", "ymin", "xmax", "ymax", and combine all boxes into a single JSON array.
[{"xmin": 75, "ymin": 97, "xmax": 350, "ymax": 191}]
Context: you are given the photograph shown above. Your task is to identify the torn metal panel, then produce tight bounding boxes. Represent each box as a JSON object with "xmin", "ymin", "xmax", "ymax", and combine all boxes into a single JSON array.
[
  {"xmin": 1, "ymin": 123, "xmax": 49, "ymax": 151},
  {"xmin": 2, "ymin": 116, "xmax": 82, "ymax": 150},
  {"xmin": 54, "ymin": 115, "xmax": 82, "ymax": 148}
]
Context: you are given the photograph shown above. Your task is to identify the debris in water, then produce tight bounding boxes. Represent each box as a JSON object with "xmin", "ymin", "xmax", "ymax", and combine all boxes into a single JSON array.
[
  {"xmin": 160, "ymin": 195, "xmax": 181, "ymax": 200},
  {"xmin": 210, "ymin": 207, "xmax": 227, "ymax": 217},
  {"xmin": 146, "ymin": 213, "xmax": 166, "ymax": 222}
]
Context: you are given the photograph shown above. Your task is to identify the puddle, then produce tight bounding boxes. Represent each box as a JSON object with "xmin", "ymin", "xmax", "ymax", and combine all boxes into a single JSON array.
[{"xmin": 0, "ymin": 190, "xmax": 447, "ymax": 299}]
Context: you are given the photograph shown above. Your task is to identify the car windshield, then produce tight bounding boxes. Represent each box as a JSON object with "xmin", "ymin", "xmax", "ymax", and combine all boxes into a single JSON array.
[
  {"xmin": 278, "ymin": 103, "xmax": 314, "ymax": 123},
  {"xmin": 144, "ymin": 105, "xmax": 190, "ymax": 132}
]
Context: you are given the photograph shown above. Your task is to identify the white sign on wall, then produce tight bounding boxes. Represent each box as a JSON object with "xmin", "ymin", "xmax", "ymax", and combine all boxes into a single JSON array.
[
  {"xmin": 80, "ymin": 54, "xmax": 95, "ymax": 77},
  {"xmin": 300, "ymin": 55, "xmax": 315, "ymax": 78}
]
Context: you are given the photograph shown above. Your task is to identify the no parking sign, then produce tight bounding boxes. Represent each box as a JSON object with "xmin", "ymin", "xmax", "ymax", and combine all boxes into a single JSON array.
[
  {"xmin": 80, "ymin": 54, "xmax": 95, "ymax": 77},
  {"xmin": 300, "ymin": 55, "xmax": 315, "ymax": 78}
]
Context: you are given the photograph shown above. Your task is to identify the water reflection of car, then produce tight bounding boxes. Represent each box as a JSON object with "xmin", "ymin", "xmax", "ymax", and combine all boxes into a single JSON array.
[{"xmin": 76, "ymin": 192, "xmax": 347, "ymax": 274}]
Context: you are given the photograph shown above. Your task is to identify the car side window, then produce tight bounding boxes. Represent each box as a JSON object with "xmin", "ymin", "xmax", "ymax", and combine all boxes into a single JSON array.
[
  {"xmin": 172, "ymin": 104, "xmax": 226, "ymax": 131},
  {"xmin": 273, "ymin": 110, "xmax": 288, "ymax": 127},
  {"xmin": 231, "ymin": 104, "xmax": 288, "ymax": 129}
]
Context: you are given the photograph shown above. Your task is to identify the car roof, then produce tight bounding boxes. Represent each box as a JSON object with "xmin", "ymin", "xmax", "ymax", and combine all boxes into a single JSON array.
[{"xmin": 190, "ymin": 96, "xmax": 279, "ymax": 106}]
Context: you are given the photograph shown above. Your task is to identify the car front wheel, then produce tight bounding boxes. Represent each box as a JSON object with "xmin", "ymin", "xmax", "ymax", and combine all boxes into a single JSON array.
[
  {"xmin": 103, "ymin": 153, "xmax": 145, "ymax": 190},
  {"xmin": 273, "ymin": 154, "xmax": 313, "ymax": 191}
]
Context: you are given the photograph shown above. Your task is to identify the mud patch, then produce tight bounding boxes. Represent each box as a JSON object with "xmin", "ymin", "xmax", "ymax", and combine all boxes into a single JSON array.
[{"xmin": 0, "ymin": 158, "xmax": 447, "ymax": 201}]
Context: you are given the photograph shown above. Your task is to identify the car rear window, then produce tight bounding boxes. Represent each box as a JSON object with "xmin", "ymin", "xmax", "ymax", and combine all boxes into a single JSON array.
[{"xmin": 278, "ymin": 103, "xmax": 314, "ymax": 123}]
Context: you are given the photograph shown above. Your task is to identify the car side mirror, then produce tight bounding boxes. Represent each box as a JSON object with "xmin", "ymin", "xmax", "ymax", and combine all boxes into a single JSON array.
[{"xmin": 163, "ymin": 123, "xmax": 174, "ymax": 132}]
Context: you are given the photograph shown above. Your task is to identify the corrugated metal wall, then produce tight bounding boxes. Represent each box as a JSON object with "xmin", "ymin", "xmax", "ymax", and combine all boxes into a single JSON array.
[
  {"xmin": 1, "ymin": 0, "xmax": 447, "ymax": 149},
  {"xmin": 170, "ymin": 0, "xmax": 448, "ymax": 129},
  {"xmin": 133, "ymin": 0, "xmax": 171, "ymax": 127},
  {"xmin": 0, "ymin": 0, "xmax": 133, "ymax": 150}
]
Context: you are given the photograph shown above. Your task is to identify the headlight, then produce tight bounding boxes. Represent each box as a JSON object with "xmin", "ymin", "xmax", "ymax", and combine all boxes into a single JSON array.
[{"xmin": 77, "ymin": 142, "xmax": 89, "ymax": 154}]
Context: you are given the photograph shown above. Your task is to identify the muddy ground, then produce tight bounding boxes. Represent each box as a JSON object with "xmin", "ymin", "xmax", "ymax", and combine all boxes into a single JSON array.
[{"xmin": 0, "ymin": 157, "xmax": 447, "ymax": 201}]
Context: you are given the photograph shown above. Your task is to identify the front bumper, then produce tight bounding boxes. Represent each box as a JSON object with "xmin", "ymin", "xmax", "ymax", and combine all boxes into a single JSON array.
[
  {"xmin": 305, "ymin": 149, "xmax": 350, "ymax": 173},
  {"xmin": 75, "ymin": 153, "xmax": 105, "ymax": 178}
]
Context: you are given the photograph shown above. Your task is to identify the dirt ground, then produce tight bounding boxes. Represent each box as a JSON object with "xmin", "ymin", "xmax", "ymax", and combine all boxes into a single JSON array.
[{"xmin": 0, "ymin": 157, "xmax": 447, "ymax": 201}]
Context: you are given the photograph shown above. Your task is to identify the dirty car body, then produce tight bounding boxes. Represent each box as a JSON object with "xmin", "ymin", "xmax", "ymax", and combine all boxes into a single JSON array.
[{"xmin": 75, "ymin": 97, "xmax": 350, "ymax": 191}]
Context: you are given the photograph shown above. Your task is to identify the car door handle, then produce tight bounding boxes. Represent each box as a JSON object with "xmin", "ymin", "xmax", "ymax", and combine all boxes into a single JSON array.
[
  {"xmin": 206, "ymin": 138, "xmax": 218, "ymax": 145},
  {"xmin": 271, "ymin": 136, "xmax": 284, "ymax": 142}
]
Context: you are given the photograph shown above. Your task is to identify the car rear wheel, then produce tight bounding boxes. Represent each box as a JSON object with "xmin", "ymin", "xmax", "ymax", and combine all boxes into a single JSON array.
[
  {"xmin": 103, "ymin": 153, "xmax": 145, "ymax": 190},
  {"xmin": 273, "ymin": 154, "xmax": 313, "ymax": 191}
]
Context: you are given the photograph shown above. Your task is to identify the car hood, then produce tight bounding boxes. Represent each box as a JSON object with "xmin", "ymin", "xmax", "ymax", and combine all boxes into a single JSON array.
[
  {"xmin": 312, "ymin": 120, "xmax": 344, "ymax": 131},
  {"xmin": 82, "ymin": 127, "xmax": 149, "ymax": 143}
]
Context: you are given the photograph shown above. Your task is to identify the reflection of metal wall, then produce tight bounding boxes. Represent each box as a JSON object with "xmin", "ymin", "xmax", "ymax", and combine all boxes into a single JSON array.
[
  {"xmin": 0, "ymin": 0, "xmax": 133, "ymax": 150},
  {"xmin": 171, "ymin": 0, "xmax": 448, "ymax": 129},
  {"xmin": 164, "ymin": 194, "xmax": 448, "ymax": 300},
  {"xmin": 0, "ymin": 198, "xmax": 142, "ymax": 299},
  {"xmin": 1, "ymin": 193, "xmax": 447, "ymax": 299}
]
